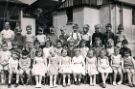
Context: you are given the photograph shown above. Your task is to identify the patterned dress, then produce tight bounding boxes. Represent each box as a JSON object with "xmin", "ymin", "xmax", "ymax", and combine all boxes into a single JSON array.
[{"xmin": 98, "ymin": 57, "xmax": 112, "ymax": 73}]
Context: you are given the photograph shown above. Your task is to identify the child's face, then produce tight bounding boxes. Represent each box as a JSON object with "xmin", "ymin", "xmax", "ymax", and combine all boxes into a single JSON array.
[
  {"xmin": 69, "ymin": 41, "xmax": 74, "ymax": 46},
  {"xmin": 114, "ymin": 49, "xmax": 119, "ymax": 55},
  {"xmin": 22, "ymin": 55, "xmax": 27, "ymax": 59},
  {"xmin": 100, "ymin": 50, "xmax": 106, "ymax": 57},
  {"xmin": 57, "ymin": 42, "xmax": 62, "ymax": 48},
  {"xmin": 26, "ymin": 27, "xmax": 32, "ymax": 34},
  {"xmin": 106, "ymin": 27, "xmax": 112, "ymax": 32},
  {"xmin": 37, "ymin": 52, "xmax": 42, "ymax": 57},
  {"xmin": 124, "ymin": 52, "xmax": 130, "ymax": 57},
  {"xmin": 50, "ymin": 51, "xmax": 55, "ymax": 57},
  {"xmin": 2, "ymin": 44, "xmax": 8, "ymax": 51},
  {"xmin": 81, "ymin": 42, "xmax": 86, "ymax": 47},
  {"xmin": 87, "ymin": 51, "xmax": 94, "ymax": 58},
  {"xmin": 123, "ymin": 44, "xmax": 128, "ymax": 48},
  {"xmin": 12, "ymin": 54, "xmax": 18, "ymax": 60},
  {"xmin": 13, "ymin": 44, "xmax": 18, "ymax": 49},
  {"xmin": 46, "ymin": 42, "xmax": 51, "ymax": 47},
  {"xmin": 62, "ymin": 50, "xmax": 67, "ymax": 57},
  {"xmin": 96, "ymin": 40, "xmax": 101, "ymax": 47}
]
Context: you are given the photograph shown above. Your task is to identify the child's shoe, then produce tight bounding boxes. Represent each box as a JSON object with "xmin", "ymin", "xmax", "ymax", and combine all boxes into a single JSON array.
[
  {"xmin": 54, "ymin": 83, "xmax": 58, "ymax": 87},
  {"xmin": 117, "ymin": 81, "xmax": 122, "ymax": 85},
  {"xmin": 129, "ymin": 83, "xmax": 133, "ymax": 87},
  {"xmin": 50, "ymin": 84, "xmax": 53, "ymax": 88},
  {"xmin": 102, "ymin": 83, "xmax": 106, "ymax": 88},
  {"xmin": 63, "ymin": 83, "xmax": 66, "ymax": 87},
  {"xmin": 113, "ymin": 82, "xmax": 117, "ymax": 86},
  {"xmin": 38, "ymin": 84, "xmax": 42, "ymax": 88},
  {"xmin": 67, "ymin": 82, "xmax": 71, "ymax": 86},
  {"xmin": 93, "ymin": 82, "xmax": 96, "ymax": 86},
  {"xmin": 8, "ymin": 84, "xmax": 11, "ymax": 88},
  {"xmin": 14, "ymin": 83, "xmax": 19, "ymax": 87}
]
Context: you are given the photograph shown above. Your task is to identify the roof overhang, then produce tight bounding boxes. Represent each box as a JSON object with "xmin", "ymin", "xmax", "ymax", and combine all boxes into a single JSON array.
[{"xmin": 116, "ymin": 0, "xmax": 135, "ymax": 6}]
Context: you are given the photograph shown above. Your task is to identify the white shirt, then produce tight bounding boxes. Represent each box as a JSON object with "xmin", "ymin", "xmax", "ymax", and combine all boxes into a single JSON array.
[
  {"xmin": 36, "ymin": 34, "xmax": 46, "ymax": 44},
  {"xmin": 1, "ymin": 29, "xmax": 15, "ymax": 40}
]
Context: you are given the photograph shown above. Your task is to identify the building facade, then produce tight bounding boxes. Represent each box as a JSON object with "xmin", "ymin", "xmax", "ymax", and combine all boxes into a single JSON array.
[{"xmin": 53, "ymin": 0, "xmax": 135, "ymax": 56}]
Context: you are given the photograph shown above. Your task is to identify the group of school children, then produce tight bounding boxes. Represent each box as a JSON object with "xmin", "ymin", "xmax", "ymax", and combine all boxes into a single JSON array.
[{"xmin": 0, "ymin": 22, "xmax": 135, "ymax": 88}]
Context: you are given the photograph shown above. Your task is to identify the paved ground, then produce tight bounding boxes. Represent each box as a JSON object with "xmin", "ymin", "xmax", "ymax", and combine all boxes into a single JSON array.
[{"xmin": 0, "ymin": 84, "xmax": 134, "ymax": 89}]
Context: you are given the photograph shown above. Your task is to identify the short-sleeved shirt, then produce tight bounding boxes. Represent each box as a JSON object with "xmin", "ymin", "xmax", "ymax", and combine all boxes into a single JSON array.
[{"xmin": 19, "ymin": 58, "xmax": 31, "ymax": 70}]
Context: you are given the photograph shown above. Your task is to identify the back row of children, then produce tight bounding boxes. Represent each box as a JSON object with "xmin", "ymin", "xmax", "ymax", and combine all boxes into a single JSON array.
[{"xmin": 0, "ymin": 22, "xmax": 135, "ymax": 88}]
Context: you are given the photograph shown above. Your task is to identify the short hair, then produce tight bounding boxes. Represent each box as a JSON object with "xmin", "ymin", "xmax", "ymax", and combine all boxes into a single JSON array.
[
  {"xmin": 122, "ymin": 39, "xmax": 128, "ymax": 45},
  {"xmin": 106, "ymin": 23, "xmax": 112, "ymax": 28},
  {"xmin": 35, "ymin": 48, "xmax": 43, "ymax": 56},
  {"xmin": 22, "ymin": 49, "xmax": 29, "ymax": 56}
]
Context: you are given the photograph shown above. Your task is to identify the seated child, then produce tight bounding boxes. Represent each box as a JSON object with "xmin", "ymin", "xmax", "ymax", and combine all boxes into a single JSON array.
[
  {"xmin": 72, "ymin": 48, "xmax": 85, "ymax": 85},
  {"xmin": 59, "ymin": 49, "xmax": 72, "ymax": 87},
  {"xmin": 98, "ymin": 49, "xmax": 112, "ymax": 88},
  {"xmin": 111, "ymin": 47, "xmax": 123, "ymax": 85},
  {"xmin": 32, "ymin": 50, "xmax": 47, "ymax": 88},
  {"xmin": 48, "ymin": 49, "xmax": 60, "ymax": 88},
  {"xmin": 8, "ymin": 52, "xmax": 20, "ymax": 88},
  {"xmin": 120, "ymin": 40, "xmax": 131, "ymax": 57},
  {"xmin": 123, "ymin": 49, "xmax": 135, "ymax": 87},
  {"xmin": 86, "ymin": 49, "xmax": 98, "ymax": 86},
  {"xmin": 0, "ymin": 42, "xmax": 11, "ymax": 84},
  {"xmin": 19, "ymin": 49, "xmax": 31, "ymax": 85}
]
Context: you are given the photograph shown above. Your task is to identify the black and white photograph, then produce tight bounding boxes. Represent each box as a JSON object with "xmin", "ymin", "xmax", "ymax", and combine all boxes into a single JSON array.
[{"xmin": 0, "ymin": 0, "xmax": 135, "ymax": 89}]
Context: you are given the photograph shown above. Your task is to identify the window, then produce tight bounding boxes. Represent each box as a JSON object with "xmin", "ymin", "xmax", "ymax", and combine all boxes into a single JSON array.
[
  {"xmin": 132, "ymin": 8, "xmax": 135, "ymax": 25},
  {"xmin": 66, "ymin": 7, "xmax": 73, "ymax": 24}
]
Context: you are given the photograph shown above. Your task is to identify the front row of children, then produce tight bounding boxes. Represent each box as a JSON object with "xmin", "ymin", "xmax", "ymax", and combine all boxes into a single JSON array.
[{"xmin": 0, "ymin": 40, "xmax": 135, "ymax": 88}]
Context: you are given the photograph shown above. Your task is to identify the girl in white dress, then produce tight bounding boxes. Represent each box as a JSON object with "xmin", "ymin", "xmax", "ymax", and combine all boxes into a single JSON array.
[
  {"xmin": 98, "ymin": 49, "xmax": 112, "ymax": 88},
  {"xmin": 0, "ymin": 42, "xmax": 11, "ymax": 84},
  {"xmin": 86, "ymin": 49, "xmax": 98, "ymax": 86},
  {"xmin": 32, "ymin": 50, "xmax": 47, "ymax": 88},
  {"xmin": 59, "ymin": 49, "xmax": 72, "ymax": 87},
  {"xmin": 72, "ymin": 48, "xmax": 85, "ymax": 85},
  {"xmin": 48, "ymin": 49, "xmax": 60, "ymax": 88},
  {"xmin": 8, "ymin": 52, "xmax": 19, "ymax": 88}
]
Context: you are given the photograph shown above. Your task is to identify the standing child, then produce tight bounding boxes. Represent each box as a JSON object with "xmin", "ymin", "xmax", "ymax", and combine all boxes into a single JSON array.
[
  {"xmin": 98, "ymin": 49, "xmax": 112, "ymax": 88},
  {"xmin": 106, "ymin": 39, "xmax": 114, "ymax": 58},
  {"xmin": 72, "ymin": 48, "xmax": 85, "ymax": 85},
  {"xmin": 19, "ymin": 49, "xmax": 31, "ymax": 85},
  {"xmin": 86, "ymin": 49, "xmax": 98, "ymax": 86},
  {"xmin": 80, "ymin": 40, "xmax": 89, "ymax": 58},
  {"xmin": 36, "ymin": 27, "xmax": 46, "ymax": 48},
  {"xmin": 111, "ymin": 47, "xmax": 123, "ymax": 85},
  {"xmin": 24, "ymin": 25, "xmax": 35, "ymax": 51},
  {"xmin": 93, "ymin": 38, "xmax": 104, "ymax": 57},
  {"xmin": 54, "ymin": 40, "xmax": 63, "ymax": 56},
  {"xmin": 32, "ymin": 50, "xmax": 47, "ymax": 88},
  {"xmin": 8, "ymin": 52, "xmax": 20, "ymax": 88},
  {"xmin": 48, "ymin": 49, "xmax": 60, "ymax": 88},
  {"xmin": 0, "ymin": 42, "xmax": 11, "ymax": 84},
  {"xmin": 123, "ymin": 49, "xmax": 135, "ymax": 87},
  {"xmin": 59, "ymin": 49, "xmax": 72, "ymax": 87}
]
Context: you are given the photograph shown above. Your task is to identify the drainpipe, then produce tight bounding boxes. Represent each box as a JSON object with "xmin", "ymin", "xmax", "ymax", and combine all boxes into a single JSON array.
[{"xmin": 120, "ymin": 3, "xmax": 123, "ymax": 25}]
